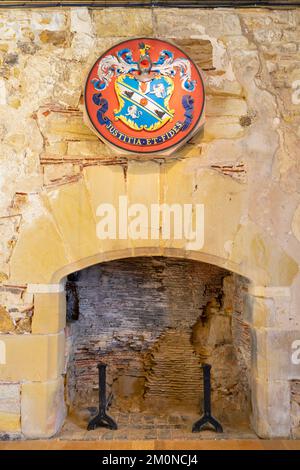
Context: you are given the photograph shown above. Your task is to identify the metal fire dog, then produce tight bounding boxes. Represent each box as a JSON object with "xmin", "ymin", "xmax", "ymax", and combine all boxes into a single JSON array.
[
  {"xmin": 87, "ymin": 363, "xmax": 117, "ymax": 431},
  {"xmin": 192, "ymin": 363, "xmax": 223, "ymax": 433}
]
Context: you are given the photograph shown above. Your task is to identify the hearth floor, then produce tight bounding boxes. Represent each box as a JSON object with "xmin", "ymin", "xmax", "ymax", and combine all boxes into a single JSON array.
[{"xmin": 56, "ymin": 410, "xmax": 257, "ymax": 441}]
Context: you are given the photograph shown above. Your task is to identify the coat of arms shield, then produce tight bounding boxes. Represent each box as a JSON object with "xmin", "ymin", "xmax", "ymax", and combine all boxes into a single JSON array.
[
  {"xmin": 114, "ymin": 74, "xmax": 174, "ymax": 131},
  {"xmin": 84, "ymin": 38, "xmax": 205, "ymax": 155}
]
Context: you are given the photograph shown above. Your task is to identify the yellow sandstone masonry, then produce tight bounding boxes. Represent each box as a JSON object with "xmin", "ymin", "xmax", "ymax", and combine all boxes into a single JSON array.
[
  {"xmin": 83, "ymin": 164, "xmax": 130, "ymax": 254},
  {"xmin": 251, "ymin": 376, "xmax": 291, "ymax": 438},
  {"xmin": 0, "ymin": 383, "xmax": 20, "ymax": 433},
  {"xmin": 205, "ymin": 96, "xmax": 248, "ymax": 117},
  {"xmin": 160, "ymin": 159, "xmax": 247, "ymax": 256},
  {"xmin": 46, "ymin": 179, "xmax": 101, "ymax": 263},
  {"xmin": 232, "ymin": 222, "xmax": 298, "ymax": 286},
  {"xmin": 41, "ymin": 112, "xmax": 97, "ymax": 143},
  {"xmin": 0, "ymin": 332, "xmax": 65, "ymax": 382},
  {"xmin": 0, "ymin": 305, "xmax": 15, "ymax": 333},
  {"xmin": 253, "ymin": 328, "xmax": 300, "ymax": 381},
  {"xmin": 92, "ymin": 8, "xmax": 153, "ymax": 37},
  {"xmin": 67, "ymin": 140, "xmax": 110, "ymax": 158},
  {"xmin": 9, "ymin": 209, "xmax": 70, "ymax": 285},
  {"xmin": 203, "ymin": 116, "xmax": 245, "ymax": 142},
  {"xmin": 0, "ymin": 412, "xmax": 20, "ymax": 433},
  {"xmin": 44, "ymin": 142, "xmax": 68, "ymax": 156},
  {"xmin": 84, "ymin": 165, "xmax": 126, "ymax": 211},
  {"xmin": 244, "ymin": 296, "xmax": 271, "ymax": 328},
  {"xmin": 21, "ymin": 377, "xmax": 66, "ymax": 439},
  {"xmin": 7, "ymin": 162, "xmax": 298, "ymax": 287},
  {"xmin": 206, "ymin": 80, "xmax": 243, "ymax": 97},
  {"xmin": 127, "ymin": 161, "xmax": 160, "ymax": 250},
  {"xmin": 32, "ymin": 292, "xmax": 66, "ymax": 334}
]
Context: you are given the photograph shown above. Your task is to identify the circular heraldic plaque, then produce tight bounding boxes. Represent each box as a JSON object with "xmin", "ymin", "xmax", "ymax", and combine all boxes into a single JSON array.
[{"xmin": 84, "ymin": 38, "xmax": 205, "ymax": 155}]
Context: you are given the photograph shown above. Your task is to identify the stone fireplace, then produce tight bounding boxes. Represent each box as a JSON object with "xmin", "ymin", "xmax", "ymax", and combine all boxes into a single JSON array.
[
  {"xmin": 0, "ymin": 5, "xmax": 300, "ymax": 441},
  {"xmin": 64, "ymin": 257, "xmax": 251, "ymax": 432}
]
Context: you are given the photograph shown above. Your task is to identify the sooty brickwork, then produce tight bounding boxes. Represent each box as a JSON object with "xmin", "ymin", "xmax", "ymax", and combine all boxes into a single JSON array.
[{"xmin": 66, "ymin": 257, "xmax": 250, "ymax": 425}]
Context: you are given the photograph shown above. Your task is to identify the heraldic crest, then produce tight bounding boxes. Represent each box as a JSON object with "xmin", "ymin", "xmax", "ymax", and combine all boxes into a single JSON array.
[{"xmin": 85, "ymin": 38, "xmax": 205, "ymax": 154}]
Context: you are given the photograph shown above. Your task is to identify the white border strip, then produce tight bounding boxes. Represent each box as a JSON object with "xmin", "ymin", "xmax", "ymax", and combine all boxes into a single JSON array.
[{"xmin": 27, "ymin": 282, "xmax": 65, "ymax": 294}]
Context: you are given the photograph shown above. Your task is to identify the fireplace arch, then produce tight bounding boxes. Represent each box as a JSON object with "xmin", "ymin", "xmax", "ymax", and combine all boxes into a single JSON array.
[
  {"xmin": 0, "ymin": 163, "xmax": 298, "ymax": 438},
  {"xmin": 64, "ymin": 255, "xmax": 252, "ymax": 436}
]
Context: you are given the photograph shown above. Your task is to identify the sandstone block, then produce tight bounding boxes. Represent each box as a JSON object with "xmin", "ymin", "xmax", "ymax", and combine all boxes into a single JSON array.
[
  {"xmin": 0, "ymin": 383, "xmax": 20, "ymax": 432},
  {"xmin": 204, "ymin": 116, "xmax": 245, "ymax": 141},
  {"xmin": 253, "ymin": 328, "xmax": 300, "ymax": 381},
  {"xmin": 43, "ymin": 163, "xmax": 76, "ymax": 185},
  {"xmin": 251, "ymin": 377, "xmax": 290, "ymax": 438},
  {"xmin": 9, "ymin": 209, "xmax": 70, "ymax": 285},
  {"xmin": 21, "ymin": 377, "xmax": 66, "ymax": 438},
  {"xmin": 67, "ymin": 140, "xmax": 109, "ymax": 158},
  {"xmin": 245, "ymin": 291, "xmax": 295, "ymax": 329},
  {"xmin": 0, "ymin": 383, "xmax": 20, "ymax": 414},
  {"xmin": 161, "ymin": 160, "xmax": 246, "ymax": 257},
  {"xmin": 0, "ymin": 306, "xmax": 14, "ymax": 333},
  {"xmin": 32, "ymin": 292, "xmax": 66, "ymax": 334},
  {"xmin": 231, "ymin": 222, "xmax": 298, "ymax": 286},
  {"xmin": 39, "ymin": 30, "xmax": 68, "ymax": 47},
  {"xmin": 206, "ymin": 96, "xmax": 248, "ymax": 117},
  {"xmin": 46, "ymin": 180, "xmax": 101, "ymax": 262},
  {"xmin": 0, "ymin": 332, "xmax": 65, "ymax": 381},
  {"xmin": 206, "ymin": 80, "xmax": 243, "ymax": 97},
  {"xmin": 126, "ymin": 161, "xmax": 160, "ymax": 250},
  {"xmin": 0, "ymin": 411, "xmax": 20, "ymax": 433},
  {"xmin": 43, "ymin": 142, "xmax": 68, "ymax": 156},
  {"xmin": 244, "ymin": 295, "xmax": 274, "ymax": 328},
  {"xmin": 39, "ymin": 111, "xmax": 97, "ymax": 143},
  {"xmin": 92, "ymin": 8, "xmax": 153, "ymax": 37},
  {"xmin": 31, "ymin": 11, "xmax": 67, "ymax": 32},
  {"xmin": 83, "ymin": 165, "xmax": 130, "ymax": 254},
  {"xmin": 171, "ymin": 39, "xmax": 213, "ymax": 70},
  {"xmin": 154, "ymin": 10, "xmax": 210, "ymax": 37}
]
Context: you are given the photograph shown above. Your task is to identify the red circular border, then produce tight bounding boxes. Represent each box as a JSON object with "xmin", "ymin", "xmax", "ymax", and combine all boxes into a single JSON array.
[{"xmin": 84, "ymin": 38, "xmax": 205, "ymax": 154}]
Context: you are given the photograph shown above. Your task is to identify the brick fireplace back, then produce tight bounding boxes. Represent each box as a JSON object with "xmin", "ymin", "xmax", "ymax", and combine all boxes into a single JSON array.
[{"xmin": 65, "ymin": 257, "xmax": 251, "ymax": 430}]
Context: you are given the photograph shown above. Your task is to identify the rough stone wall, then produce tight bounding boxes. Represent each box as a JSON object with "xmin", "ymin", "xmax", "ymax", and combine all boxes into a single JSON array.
[
  {"xmin": 0, "ymin": 7, "xmax": 299, "ymax": 324},
  {"xmin": 0, "ymin": 6, "xmax": 299, "ymax": 438},
  {"xmin": 66, "ymin": 257, "xmax": 250, "ymax": 426}
]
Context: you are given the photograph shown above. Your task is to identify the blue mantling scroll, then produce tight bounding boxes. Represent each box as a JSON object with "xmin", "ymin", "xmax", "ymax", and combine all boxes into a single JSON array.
[
  {"xmin": 92, "ymin": 93, "xmax": 109, "ymax": 125},
  {"xmin": 181, "ymin": 95, "xmax": 194, "ymax": 131}
]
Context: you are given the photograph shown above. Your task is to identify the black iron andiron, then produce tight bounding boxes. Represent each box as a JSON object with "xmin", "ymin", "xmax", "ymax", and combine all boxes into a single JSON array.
[
  {"xmin": 87, "ymin": 363, "xmax": 118, "ymax": 431},
  {"xmin": 192, "ymin": 363, "xmax": 223, "ymax": 433}
]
